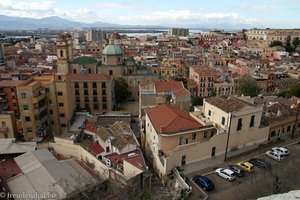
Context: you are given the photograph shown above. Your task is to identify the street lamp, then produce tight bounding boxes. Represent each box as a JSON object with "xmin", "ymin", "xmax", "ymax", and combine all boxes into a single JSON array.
[{"xmin": 224, "ymin": 113, "xmax": 234, "ymax": 162}]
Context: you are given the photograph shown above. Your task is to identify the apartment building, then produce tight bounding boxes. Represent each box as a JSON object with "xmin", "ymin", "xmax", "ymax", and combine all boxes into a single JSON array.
[
  {"xmin": 168, "ymin": 28, "xmax": 189, "ymax": 37},
  {"xmin": 0, "ymin": 80, "xmax": 27, "ymax": 118},
  {"xmin": 0, "ymin": 111, "xmax": 18, "ymax": 139},
  {"xmin": 189, "ymin": 66, "xmax": 218, "ymax": 97},
  {"xmin": 16, "ymin": 77, "xmax": 52, "ymax": 141}
]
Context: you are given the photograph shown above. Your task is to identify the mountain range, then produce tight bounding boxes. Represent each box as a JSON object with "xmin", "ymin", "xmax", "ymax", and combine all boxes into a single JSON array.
[
  {"xmin": 0, "ymin": 14, "xmax": 251, "ymax": 30},
  {"xmin": 0, "ymin": 15, "xmax": 166, "ymax": 30}
]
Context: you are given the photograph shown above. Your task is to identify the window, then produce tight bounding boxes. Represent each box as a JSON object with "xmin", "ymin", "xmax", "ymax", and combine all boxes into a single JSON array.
[
  {"xmin": 58, "ymin": 76, "xmax": 61, "ymax": 80},
  {"xmin": 204, "ymin": 131, "xmax": 208, "ymax": 138},
  {"xmin": 50, "ymin": 110, "xmax": 53, "ymax": 114},
  {"xmin": 102, "ymin": 90, "xmax": 106, "ymax": 95},
  {"xmin": 45, "ymin": 88, "xmax": 50, "ymax": 93},
  {"xmin": 60, "ymin": 50, "xmax": 63, "ymax": 57},
  {"xmin": 237, "ymin": 118, "xmax": 243, "ymax": 131},
  {"xmin": 23, "ymin": 105, "xmax": 29, "ymax": 110},
  {"xmin": 58, "ymin": 103, "xmax": 64, "ymax": 107},
  {"xmin": 103, "ymin": 104, "xmax": 107, "ymax": 110},
  {"xmin": 75, "ymin": 90, "xmax": 80, "ymax": 95},
  {"xmin": 179, "ymin": 136, "xmax": 183, "ymax": 145},
  {"xmin": 250, "ymin": 115, "xmax": 255, "ymax": 127},
  {"xmin": 84, "ymin": 90, "xmax": 88, "ymax": 95},
  {"xmin": 73, "ymin": 69, "xmax": 76, "ymax": 73},
  {"xmin": 102, "ymin": 97, "xmax": 107, "ymax": 102},
  {"xmin": 11, "ymin": 88, "xmax": 14, "ymax": 92},
  {"xmin": 94, "ymin": 104, "xmax": 99, "ymax": 109},
  {"xmin": 93, "ymin": 82, "xmax": 97, "ymax": 88},
  {"xmin": 221, "ymin": 117, "xmax": 225, "ymax": 125},
  {"xmin": 287, "ymin": 125, "xmax": 291, "ymax": 132},
  {"xmin": 57, "ymin": 92, "xmax": 63, "ymax": 96},
  {"xmin": 109, "ymin": 70, "xmax": 113, "ymax": 75},
  {"xmin": 102, "ymin": 82, "xmax": 106, "ymax": 88},
  {"xmin": 84, "ymin": 82, "xmax": 88, "ymax": 88},
  {"xmin": 21, "ymin": 93, "xmax": 26, "ymax": 98},
  {"xmin": 25, "ymin": 116, "xmax": 30, "ymax": 121},
  {"xmin": 75, "ymin": 83, "xmax": 79, "ymax": 88},
  {"xmin": 49, "ymin": 99, "xmax": 52, "ymax": 104},
  {"xmin": 181, "ymin": 155, "xmax": 186, "ymax": 166},
  {"xmin": 61, "ymin": 124, "xmax": 66, "ymax": 127},
  {"xmin": 208, "ymin": 110, "xmax": 211, "ymax": 116},
  {"xmin": 60, "ymin": 113, "xmax": 65, "ymax": 117},
  {"xmin": 27, "ymin": 128, "xmax": 32, "ymax": 132},
  {"xmin": 94, "ymin": 97, "xmax": 98, "ymax": 102},
  {"xmin": 1, "ymin": 122, "xmax": 6, "ymax": 127},
  {"xmin": 192, "ymin": 133, "xmax": 196, "ymax": 140},
  {"xmin": 93, "ymin": 90, "xmax": 97, "ymax": 95}
]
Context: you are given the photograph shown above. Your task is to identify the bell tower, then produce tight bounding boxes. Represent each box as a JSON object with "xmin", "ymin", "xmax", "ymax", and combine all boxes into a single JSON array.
[{"xmin": 56, "ymin": 33, "xmax": 73, "ymax": 73}]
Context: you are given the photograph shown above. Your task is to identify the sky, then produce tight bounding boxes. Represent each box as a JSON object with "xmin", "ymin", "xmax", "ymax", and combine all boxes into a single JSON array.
[{"xmin": 0, "ymin": 0, "xmax": 299, "ymax": 28}]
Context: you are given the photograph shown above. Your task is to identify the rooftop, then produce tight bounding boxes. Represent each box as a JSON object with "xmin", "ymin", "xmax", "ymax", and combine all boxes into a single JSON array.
[
  {"xmin": 0, "ymin": 80, "xmax": 25, "ymax": 87},
  {"xmin": 67, "ymin": 73, "xmax": 110, "ymax": 81},
  {"xmin": 102, "ymin": 45, "xmax": 123, "ymax": 55},
  {"xmin": 70, "ymin": 56, "xmax": 98, "ymax": 65},
  {"xmin": 206, "ymin": 96, "xmax": 257, "ymax": 113},
  {"xmin": 146, "ymin": 104, "xmax": 203, "ymax": 134}
]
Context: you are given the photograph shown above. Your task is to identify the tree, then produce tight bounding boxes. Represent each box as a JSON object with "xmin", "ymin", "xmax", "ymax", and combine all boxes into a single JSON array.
[
  {"xmin": 174, "ymin": 77, "xmax": 188, "ymax": 89},
  {"xmin": 238, "ymin": 79, "xmax": 261, "ymax": 97},
  {"xmin": 114, "ymin": 78, "xmax": 131, "ymax": 103},
  {"xmin": 191, "ymin": 96, "xmax": 204, "ymax": 107},
  {"xmin": 277, "ymin": 83, "xmax": 300, "ymax": 98},
  {"xmin": 293, "ymin": 37, "xmax": 300, "ymax": 47},
  {"xmin": 269, "ymin": 41, "xmax": 283, "ymax": 47}
]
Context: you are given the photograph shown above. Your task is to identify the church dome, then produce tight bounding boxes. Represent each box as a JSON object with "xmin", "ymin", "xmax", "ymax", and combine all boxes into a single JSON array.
[{"xmin": 102, "ymin": 45, "xmax": 123, "ymax": 55}]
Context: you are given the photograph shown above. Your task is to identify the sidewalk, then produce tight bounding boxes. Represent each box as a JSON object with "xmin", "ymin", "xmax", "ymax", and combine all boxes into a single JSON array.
[{"xmin": 183, "ymin": 133, "xmax": 300, "ymax": 175}]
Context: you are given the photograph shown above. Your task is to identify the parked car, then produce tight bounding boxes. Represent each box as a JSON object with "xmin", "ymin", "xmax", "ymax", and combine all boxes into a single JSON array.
[
  {"xmin": 271, "ymin": 147, "xmax": 289, "ymax": 156},
  {"xmin": 266, "ymin": 150, "xmax": 284, "ymax": 161},
  {"xmin": 236, "ymin": 161, "xmax": 254, "ymax": 172},
  {"xmin": 229, "ymin": 165, "xmax": 246, "ymax": 177},
  {"xmin": 192, "ymin": 175, "xmax": 215, "ymax": 191},
  {"xmin": 249, "ymin": 158, "xmax": 271, "ymax": 170},
  {"xmin": 215, "ymin": 168, "xmax": 236, "ymax": 181}
]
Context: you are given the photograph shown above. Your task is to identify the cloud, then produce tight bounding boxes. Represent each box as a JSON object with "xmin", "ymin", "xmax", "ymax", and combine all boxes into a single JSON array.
[
  {"xmin": 118, "ymin": 10, "xmax": 258, "ymax": 25},
  {"xmin": 95, "ymin": 2, "xmax": 143, "ymax": 10}
]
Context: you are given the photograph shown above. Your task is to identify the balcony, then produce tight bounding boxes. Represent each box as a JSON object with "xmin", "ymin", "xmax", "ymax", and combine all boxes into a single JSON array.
[
  {"xmin": 0, "ymin": 127, "xmax": 8, "ymax": 132},
  {"xmin": 33, "ymin": 93, "xmax": 46, "ymax": 104},
  {"xmin": 33, "ymin": 105, "xmax": 47, "ymax": 115}
]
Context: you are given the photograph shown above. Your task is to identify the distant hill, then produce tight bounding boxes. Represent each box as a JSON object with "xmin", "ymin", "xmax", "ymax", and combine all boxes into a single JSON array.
[{"xmin": 0, "ymin": 15, "xmax": 165, "ymax": 30}]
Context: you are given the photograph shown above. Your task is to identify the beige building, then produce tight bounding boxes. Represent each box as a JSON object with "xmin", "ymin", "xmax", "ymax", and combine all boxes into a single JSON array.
[
  {"xmin": 145, "ymin": 97, "xmax": 269, "ymax": 182},
  {"xmin": 246, "ymin": 29, "xmax": 300, "ymax": 46},
  {"xmin": 16, "ymin": 77, "xmax": 53, "ymax": 141},
  {"xmin": 0, "ymin": 111, "xmax": 18, "ymax": 139},
  {"xmin": 168, "ymin": 28, "xmax": 189, "ymax": 37}
]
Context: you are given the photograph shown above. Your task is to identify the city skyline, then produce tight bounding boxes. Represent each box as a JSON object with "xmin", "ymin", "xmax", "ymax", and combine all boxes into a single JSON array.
[{"xmin": 0, "ymin": 0, "xmax": 299, "ymax": 28}]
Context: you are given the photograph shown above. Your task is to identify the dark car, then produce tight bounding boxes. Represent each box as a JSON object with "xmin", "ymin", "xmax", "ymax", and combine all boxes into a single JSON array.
[
  {"xmin": 249, "ymin": 158, "xmax": 271, "ymax": 170},
  {"xmin": 229, "ymin": 165, "xmax": 246, "ymax": 177},
  {"xmin": 192, "ymin": 175, "xmax": 214, "ymax": 191}
]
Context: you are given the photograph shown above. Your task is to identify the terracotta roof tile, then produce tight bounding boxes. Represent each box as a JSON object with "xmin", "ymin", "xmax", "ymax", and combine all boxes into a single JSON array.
[
  {"xmin": 84, "ymin": 121, "xmax": 97, "ymax": 133},
  {"xmin": 154, "ymin": 80, "xmax": 184, "ymax": 92},
  {"xmin": 146, "ymin": 104, "xmax": 203, "ymax": 134}
]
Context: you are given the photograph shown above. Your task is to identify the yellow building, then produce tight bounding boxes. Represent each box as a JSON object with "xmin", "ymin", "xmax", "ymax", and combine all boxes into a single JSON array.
[
  {"xmin": 16, "ymin": 77, "xmax": 53, "ymax": 141},
  {"xmin": 159, "ymin": 60, "xmax": 179, "ymax": 77},
  {"xmin": 0, "ymin": 111, "xmax": 18, "ymax": 139}
]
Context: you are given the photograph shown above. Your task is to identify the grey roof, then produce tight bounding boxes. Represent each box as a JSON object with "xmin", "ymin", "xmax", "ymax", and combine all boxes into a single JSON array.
[
  {"xmin": 8, "ymin": 149, "xmax": 95, "ymax": 199},
  {"xmin": 0, "ymin": 138, "xmax": 36, "ymax": 155}
]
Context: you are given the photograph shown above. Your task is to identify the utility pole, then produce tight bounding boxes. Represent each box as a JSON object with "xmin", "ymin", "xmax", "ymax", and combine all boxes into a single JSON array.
[
  {"xmin": 224, "ymin": 113, "xmax": 233, "ymax": 162},
  {"xmin": 292, "ymin": 101, "xmax": 300, "ymax": 139}
]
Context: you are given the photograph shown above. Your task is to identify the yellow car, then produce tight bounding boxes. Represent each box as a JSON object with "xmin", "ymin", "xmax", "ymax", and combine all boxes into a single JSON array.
[{"xmin": 236, "ymin": 161, "xmax": 254, "ymax": 172}]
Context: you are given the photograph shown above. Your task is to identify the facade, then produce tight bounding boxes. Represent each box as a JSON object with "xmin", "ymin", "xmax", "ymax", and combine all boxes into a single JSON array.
[
  {"xmin": 0, "ymin": 43, "xmax": 6, "ymax": 69},
  {"xmin": 189, "ymin": 66, "xmax": 218, "ymax": 97},
  {"xmin": 16, "ymin": 77, "xmax": 54, "ymax": 141},
  {"xmin": 85, "ymin": 29, "xmax": 105, "ymax": 42},
  {"xmin": 159, "ymin": 60, "xmax": 179, "ymax": 77},
  {"xmin": 168, "ymin": 28, "xmax": 189, "ymax": 37},
  {"xmin": 246, "ymin": 29, "xmax": 300, "ymax": 45},
  {"xmin": 0, "ymin": 80, "xmax": 27, "ymax": 118},
  {"xmin": 0, "ymin": 112, "xmax": 18, "ymax": 139}
]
